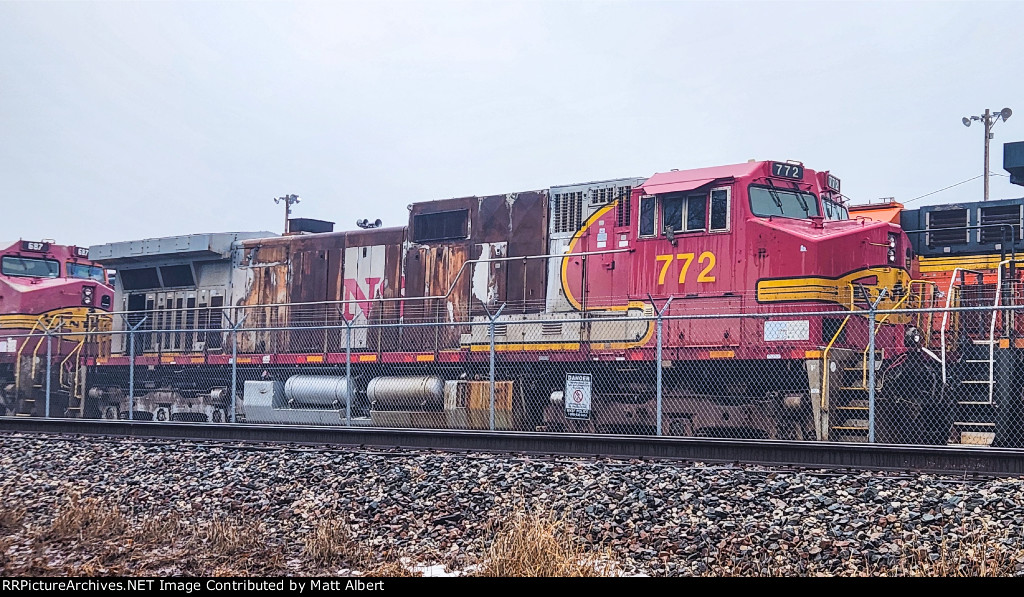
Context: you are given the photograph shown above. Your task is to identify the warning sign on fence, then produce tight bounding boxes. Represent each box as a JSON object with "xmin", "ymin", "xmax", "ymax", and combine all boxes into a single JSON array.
[{"xmin": 564, "ymin": 373, "xmax": 592, "ymax": 420}]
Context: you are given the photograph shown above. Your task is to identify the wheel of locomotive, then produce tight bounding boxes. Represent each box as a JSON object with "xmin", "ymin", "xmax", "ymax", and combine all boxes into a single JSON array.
[{"xmin": 876, "ymin": 352, "xmax": 951, "ymax": 445}]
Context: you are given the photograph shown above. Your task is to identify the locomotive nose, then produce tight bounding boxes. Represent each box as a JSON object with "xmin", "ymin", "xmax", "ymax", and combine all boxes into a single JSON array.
[{"xmin": 753, "ymin": 218, "xmax": 911, "ymax": 309}]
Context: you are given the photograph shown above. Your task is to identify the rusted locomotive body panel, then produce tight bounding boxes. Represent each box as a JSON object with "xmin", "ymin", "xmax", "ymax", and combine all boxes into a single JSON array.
[
  {"xmin": 235, "ymin": 227, "xmax": 407, "ymax": 353},
  {"xmin": 343, "ymin": 228, "xmax": 406, "ymax": 352},
  {"xmin": 403, "ymin": 191, "xmax": 548, "ymax": 351},
  {"xmin": 236, "ymin": 232, "xmax": 346, "ymax": 353}
]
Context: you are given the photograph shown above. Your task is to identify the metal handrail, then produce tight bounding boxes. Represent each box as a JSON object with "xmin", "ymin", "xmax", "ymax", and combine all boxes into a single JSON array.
[
  {"xmin": 908, "ymin": 280, "xmax": 939, "ymax": 347},
  {"xmin": 982, "ymin": 259, "xmax": 1012, "ymax": 404},
  {"xmin": 12, "ymin": 317, "xmax": 46, "ymax": 393},
  {"xmin": 59, "ymin": 338, "xmax": 85, "ymax": 393},
  {"xmin": 941, "ymin": 268, "xmax": 975, "ymax": 383},
  {"xmin": 820, "ymin": 283, "xmax": 856, "ymax": 409},
  {"xmin": 858, "ymin": 289, "xmax": 914, "ymax": 390}
]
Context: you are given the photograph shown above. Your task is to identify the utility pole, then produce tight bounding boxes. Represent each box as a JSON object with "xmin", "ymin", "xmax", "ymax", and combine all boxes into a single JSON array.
[
  {"xmin": 985, "ymin": 109, "xmax": 992, "ymax": 201},
  {"xmin": 273, "ymin": 194, "xmax": 301, "ymax": 234},
  {"xmin": 963, "ymin": 108, "xmax": 1012, "ymax": 201}
]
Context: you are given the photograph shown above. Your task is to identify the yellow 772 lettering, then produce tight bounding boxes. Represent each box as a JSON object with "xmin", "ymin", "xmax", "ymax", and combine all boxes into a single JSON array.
[{"xmin": 656, "ymin": 252, "xmax": 716, "ymax": 285}]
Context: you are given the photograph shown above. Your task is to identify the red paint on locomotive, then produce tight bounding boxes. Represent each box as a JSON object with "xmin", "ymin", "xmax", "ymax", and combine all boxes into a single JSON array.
[
  {"xmin": 0, "ymin": 240, "xmax": 113, "ymax": 416},
  {"xmin": 560, "ymin": 160, "xmax": 913, "ymax": 359}
]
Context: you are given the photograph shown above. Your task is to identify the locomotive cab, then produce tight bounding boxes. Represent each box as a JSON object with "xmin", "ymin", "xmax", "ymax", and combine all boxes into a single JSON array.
[{"xmin": 553, "ymin": 160, "xmax": 916, "ymax": 440}]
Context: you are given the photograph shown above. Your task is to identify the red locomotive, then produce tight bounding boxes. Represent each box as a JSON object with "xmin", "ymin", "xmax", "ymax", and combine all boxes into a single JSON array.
[
  {"xmin": 77, "ymin": 152, "xmax": 1024, "ymax": 446},
  {"xmin": 0, "ymin": 240, "xmax": 113, "ymax": 417}
]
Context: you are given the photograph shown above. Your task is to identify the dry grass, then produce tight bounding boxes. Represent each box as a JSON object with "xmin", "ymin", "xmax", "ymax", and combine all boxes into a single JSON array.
[
  {"xmin": 9, "ymin": 490, "xmax": 1024, "ymax": 577},
  {"xmin": 133, "ymin": 510, "xmax": 185, "ymax": 547},
  {"xmin": 303, "ymin": 517, "xmax": 359, "ymax": 567},
  {"xmin": 191, "ymin": 517, "xmax": 263, "ymax": 557},
  {"xmin": 43, "ymin": 495, "xmax": 126, "ymax": 543},
  {"xmin": 474, "ymin": 507, "xmax": 614, "ymax": 577},
  {"xmin": 888, "ymin": 521, "xmax": 1024, "ymax": 577}
]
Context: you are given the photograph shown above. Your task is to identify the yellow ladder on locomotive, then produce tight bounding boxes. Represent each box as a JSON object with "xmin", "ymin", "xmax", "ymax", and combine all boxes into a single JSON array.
[{"xmin": 820, "ymin": 282, "xmax": 931, "ymax": 442}]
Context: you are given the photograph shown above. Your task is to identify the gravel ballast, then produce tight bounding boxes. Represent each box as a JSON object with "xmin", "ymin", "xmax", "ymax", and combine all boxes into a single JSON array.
[{"xmin": 2, "ymin": 433, "xmax": 1024, "ymax": 577}]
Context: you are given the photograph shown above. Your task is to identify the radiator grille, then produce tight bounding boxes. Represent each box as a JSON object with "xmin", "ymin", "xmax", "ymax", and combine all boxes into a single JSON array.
[{"xmin": 927, "ymin": 209, "xmax": 968, "ymax": 246}]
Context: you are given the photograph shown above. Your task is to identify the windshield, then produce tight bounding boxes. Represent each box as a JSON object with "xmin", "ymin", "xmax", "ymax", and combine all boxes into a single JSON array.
[
  {"xmin": 67, "ymin": 262, "xmax": 107, "ymax": 282},
  {"xmin": 1, "ymin": 256, "xmax": 60, "ymax": 278},
  {"xmin": 749, "ymin": 185, "xmax": 820, "ymax": 219},
  {"xmin": 823, "ymin": 199, "xmax": 850, "ymax": 221}
]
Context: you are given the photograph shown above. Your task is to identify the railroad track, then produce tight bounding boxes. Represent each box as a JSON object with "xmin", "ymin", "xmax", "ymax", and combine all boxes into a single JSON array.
[{"xmin": 2, "ymin": 417, "xmax": 1024, "ymax": 477}]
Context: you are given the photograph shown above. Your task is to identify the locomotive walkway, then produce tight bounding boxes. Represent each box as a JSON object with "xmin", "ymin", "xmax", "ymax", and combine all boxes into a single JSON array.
[{"xmin": 2, "ymin": 417, "xmax": 1024, "ymax": 477}]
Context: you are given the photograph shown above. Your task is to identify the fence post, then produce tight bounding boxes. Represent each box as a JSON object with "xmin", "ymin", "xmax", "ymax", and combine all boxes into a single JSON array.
[
  {"xmin": 344, "ymin": 317, "xmax": 353, "ymax": 427},
  {"xmin": 45, "ymin": 331, "xmax": 52, "ymax": 418},
  {"xmin": 866, "ymin": 289, "xmax": 887, "ymax": 444},
  {"xmin": 487, "ymin": 303, "xmax": 507, "ymax": 432},
  {"xmin": 651, "ymin": 297, "xmax": 672, "ymax": 437},
  {"xmin": 226, "ymin": 313, "xmax": 246, "ymax": 424},
  {"xmin": 121, "ymin": 315, "xmax": 147, "ymax": 421}
]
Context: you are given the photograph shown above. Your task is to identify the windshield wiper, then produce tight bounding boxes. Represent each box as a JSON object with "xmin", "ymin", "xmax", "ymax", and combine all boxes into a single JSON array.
[
  {"xmin": 786, "ymin": 181, "xmax": 810, "ymax": 215},
  {"xmin": 764, "ymin": 180, "xmax": 784, "ymax": 212}
]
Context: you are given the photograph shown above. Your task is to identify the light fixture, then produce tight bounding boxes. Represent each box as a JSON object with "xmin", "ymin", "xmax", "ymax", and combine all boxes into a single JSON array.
[
  {"xmin": 273, "ymin": 194, "xmax": 302, "ymax": 234},
  {"xmin": 961, "ymin": 107, "xmax": 1013, "ymax": 200}
]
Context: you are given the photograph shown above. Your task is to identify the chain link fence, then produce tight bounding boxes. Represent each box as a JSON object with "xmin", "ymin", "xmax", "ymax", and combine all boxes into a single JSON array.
[{"xmin": 4, "ymin": 302, "xmax": 1024, "ymax": 448}]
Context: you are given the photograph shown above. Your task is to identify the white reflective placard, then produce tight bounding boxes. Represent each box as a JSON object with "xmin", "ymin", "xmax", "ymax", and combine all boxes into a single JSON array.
[
  {"xmin": 764, "ymin": 320, "xmax": 810, "ymax": 342},
  {"xmin": 564, "ymin": 373, "xmax": 592, "ymax": 420}
]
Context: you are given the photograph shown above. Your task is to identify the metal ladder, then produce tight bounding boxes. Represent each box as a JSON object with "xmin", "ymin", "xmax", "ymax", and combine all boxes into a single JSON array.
[{"xmin": 942, "ymin": 263, "xmax": 1009, "ymax": 446}]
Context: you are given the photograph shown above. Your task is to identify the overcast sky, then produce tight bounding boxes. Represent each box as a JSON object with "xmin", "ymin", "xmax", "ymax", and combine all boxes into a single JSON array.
[{"xmin": 1, "ymin": 1, "xmax": 1022, "ymax": 248}]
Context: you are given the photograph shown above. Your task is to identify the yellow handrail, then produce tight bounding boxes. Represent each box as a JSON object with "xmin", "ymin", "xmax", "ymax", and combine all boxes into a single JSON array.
[
  {"xmin": 820, "ymin": 283, "xmax": 857, "ymax": 409},
  {"xmin": 13, "ymin": 317, "xmax": 48, "ymax": 393},
  {"xmin": 858, "ymin": 289, "xmax": 914, "ymax": 389},
  {"xmin": 59, "ymin": 338, "xmax": 85, "ymax": 392},
  {"xmin": 28, "ymin": 313, "xmax": 73, "ymax": 379},
  {"xmin": 821, "ymin": 279, "xmax": 926, "ymax": 405}
]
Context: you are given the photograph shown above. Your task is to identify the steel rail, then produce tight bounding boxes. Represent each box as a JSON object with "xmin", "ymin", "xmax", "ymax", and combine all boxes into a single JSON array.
[{"xmin": 2, "ymin": 418, "xmax": 1024, "ymax": 477}]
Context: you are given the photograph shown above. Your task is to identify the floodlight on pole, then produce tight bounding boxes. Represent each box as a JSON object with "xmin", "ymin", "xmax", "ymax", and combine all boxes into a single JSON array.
[
  {"xmin": 962, "ymin": 107, "xmax": 1013, "ymax": 201},
  {"xmin": 273, "ymin": 194, "xmax": 301, "ymax": 234}
]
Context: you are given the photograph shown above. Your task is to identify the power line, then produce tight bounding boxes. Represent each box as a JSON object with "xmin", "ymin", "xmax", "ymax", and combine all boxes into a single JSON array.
[{"xmin": 904, "ymin": 174, "xmax": 985, "ymax": 204}]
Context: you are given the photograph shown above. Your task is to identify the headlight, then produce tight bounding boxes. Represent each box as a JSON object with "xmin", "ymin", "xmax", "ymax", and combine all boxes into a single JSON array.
[
  {"xmin": 82, "ymin": 286, "xmax": 94, "ymax": 305},
  {"xmin": 887, "ymin": 248, "xmax": 897, "ymax": 263}
]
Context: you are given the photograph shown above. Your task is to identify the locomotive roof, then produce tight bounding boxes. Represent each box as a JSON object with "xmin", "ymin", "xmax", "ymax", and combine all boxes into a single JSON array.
[
  {"xmin": 639, "ymin": 161, "xmax": 780, "ymax": 195},
  {"xmin": 89, "ymin": 231, "xmax": 275, "ymax": 266}
]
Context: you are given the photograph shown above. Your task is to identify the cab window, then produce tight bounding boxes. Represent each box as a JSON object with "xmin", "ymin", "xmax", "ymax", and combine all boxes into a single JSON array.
[
  {"xmin": 749, "ymin": 185, "xmax": 820, "ymax": 219},
  {"xmin": 1, "ymin": 256, "xmax": 60, "ymax": 278},
  {"xmin": 639, "ymin": 195, "xmax": 657, "ymax": 237},
  {"xmin": 662, "ymin": 193, "xmax": 706, "ymax": 234},
  {"xmin": 709, "ymin": 187, "xmax": 730, "ymax": 231},
  {"xmin": 823, "ymin": 199, "xmax": 849, "ymax": 221},
  {"xmin": 67, "ymin": 262, "xmax": 107, "ymax": 282}
]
